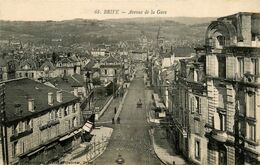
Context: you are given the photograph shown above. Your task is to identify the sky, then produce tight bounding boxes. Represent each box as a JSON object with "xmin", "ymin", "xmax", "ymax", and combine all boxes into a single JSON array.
[{"xmin": 0, "ymin": 0, "xmax": 259, "ymax": 21}]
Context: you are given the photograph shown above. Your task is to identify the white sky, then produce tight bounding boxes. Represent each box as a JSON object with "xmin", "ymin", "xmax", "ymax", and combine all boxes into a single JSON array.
[{"xmin": 0, "ymin": 0, "xmax": 259, "ymax": 21}]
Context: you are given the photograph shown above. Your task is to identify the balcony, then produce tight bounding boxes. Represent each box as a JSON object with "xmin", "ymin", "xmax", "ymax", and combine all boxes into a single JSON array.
[
  {"xmin": 211, "ymin": 129, "xmax": 228, "ymax": 143},
  {"xmin": 10, "ymin": 128, "xmax": 33, "ymax": 141}
]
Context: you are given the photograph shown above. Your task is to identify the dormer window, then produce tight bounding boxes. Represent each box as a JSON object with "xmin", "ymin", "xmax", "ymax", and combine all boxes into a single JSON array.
[{"xmin": 24, "ymin": 64, "xmax": 29, "ymax": 70}]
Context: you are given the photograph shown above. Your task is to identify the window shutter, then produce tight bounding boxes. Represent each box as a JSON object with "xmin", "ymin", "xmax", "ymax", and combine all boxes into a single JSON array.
[
  {"xmin": 199, "ymin": 97, "xmax": 202, "ymax": 114},
  {"xmin": 191, "ymin": 97, "xmax": 195, "ymax": 113}
]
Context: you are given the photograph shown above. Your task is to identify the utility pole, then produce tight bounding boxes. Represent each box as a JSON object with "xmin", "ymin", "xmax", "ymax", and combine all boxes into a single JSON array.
[{"xmin": 0, "ymin": 84, "xmax": 8, "ymax": 165}]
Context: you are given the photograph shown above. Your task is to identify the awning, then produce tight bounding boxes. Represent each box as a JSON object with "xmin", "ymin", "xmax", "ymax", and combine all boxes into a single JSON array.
[
  {"xmin": 73, "ymin": 128, "xmax": 82, "ymax": 135},
  {"xmin": 154, "ymin": 101, "xmax": 165, "ymax": 109},
  {"xmin": 83, "ymin": 121, "xmax": 93, "ymax": 132},
  {"xmin": 152, "ymin": 93, "xmax": 160, "ymax": 101},
  {"xmin": 59, "ymin": 128, "xmax": 82, "ymax": 141},
  {"xmin": 59, "ymin": 132, "xmax": 75, "ymax": 141},
  {"xmin": 159, "ymin": 112, "xmax": 166, "ymax": 118},
  {"xmin": 27, "ymin": 146, "xmax": 45, "ymax": 157}
]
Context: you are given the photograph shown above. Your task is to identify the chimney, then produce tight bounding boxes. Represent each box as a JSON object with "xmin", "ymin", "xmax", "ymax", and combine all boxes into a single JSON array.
[
  {"xmin": 48, "ymin": 92, "xmax": 54, "ymax": 105},
  {"xmin": 28, "ymin": 98, "xmax": 35, "ymax": 112},
  {"xmin": 57, "ymin": 90, "xmax": 63, "ymax": 103}
]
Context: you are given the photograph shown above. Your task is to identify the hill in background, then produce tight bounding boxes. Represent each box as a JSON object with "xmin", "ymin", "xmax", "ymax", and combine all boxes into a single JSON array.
[{"xmin": 0, "ymin": 17, "xmax": 215, "ymax": 47}]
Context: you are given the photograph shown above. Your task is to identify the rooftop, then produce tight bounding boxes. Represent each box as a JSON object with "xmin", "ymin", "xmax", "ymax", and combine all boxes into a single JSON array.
[{"xmin": 1, "ymin": 78, "xmax": 78, "ymax": 123}]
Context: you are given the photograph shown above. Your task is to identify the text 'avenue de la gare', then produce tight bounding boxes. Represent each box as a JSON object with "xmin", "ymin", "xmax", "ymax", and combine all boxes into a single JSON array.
[{"xmin": 95, "ymin": 9, "xmax": 167, "ymax": 15}]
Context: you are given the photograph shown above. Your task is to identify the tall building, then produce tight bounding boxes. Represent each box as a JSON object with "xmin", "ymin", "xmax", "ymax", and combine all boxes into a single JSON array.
[
  {"xmin": 169, "ymin": 12, "xmax": 260, "ymax": 165},
  {"xmin": 205, "ymin": 12, "xmax": 260, "ymax": 165}
]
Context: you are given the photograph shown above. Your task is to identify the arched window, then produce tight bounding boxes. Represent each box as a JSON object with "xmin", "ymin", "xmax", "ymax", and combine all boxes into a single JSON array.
[{"xmin": 217, "ymin": 36, "xmax": 225, "ymax": 46}]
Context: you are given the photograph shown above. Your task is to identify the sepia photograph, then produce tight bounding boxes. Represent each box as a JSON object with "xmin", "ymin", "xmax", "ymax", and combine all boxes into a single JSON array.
[{"xmin": 0, "ymin": 0, "xmax": 260, "ymax": 164}]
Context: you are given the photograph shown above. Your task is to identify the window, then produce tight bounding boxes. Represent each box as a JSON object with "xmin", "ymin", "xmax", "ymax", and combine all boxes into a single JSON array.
[
  {"xmin": 72, "ymin": 104, "xmax": 76, "ymax": 113},
  {"xmin": 64, "ymin": 107, "xmax": 68, "ymax": 116},
  {"xmin": 195, "ymin": 96, "xmax": 201, "ymax": 113},
  {"xmin": 20, "ymin": 142, "xmax": 24, "ymax": 154},
  {"xmin": 194, "ymin": 70, "xmax": 198, "ymax": 82},
  {"xmin": 104, "ymin": 69, "xmax": 107, "ymax": 75},
  {"xmin": 195, "ymin": 140, "xmax": 200, "ymax": 160},
  {"xmin": 31, "ymin": 72, "xmax": 34, "ymax": 78},
  {"xmin": 72, "ymin": 117, "xmax": 77, "ymax": 128},
  {"xmin": 248, "ymin": 123, "xmax": 256, "ymax": 141},
  {"xmin": 219, "ymin": 113, "xmax": 226, "ymax": 131},
  {"xmin": 217, "ymin": 36, "xmax": 225, "ymax": 46},
  {"xmin": 238, "ymin": 58, "xmax": 244, "ymax": 78},
  {"xmin": 12, "ymin": 142, "xmax": 18, "ymax": 157},
  {"xmin": 18, "ymin": 122, "xmax": 23, "ymax": 133},
  {"xmin": 194, "ymin": 120, "xmax": 199, "ymax": 134},
  {"xmin": 59, "ymin": 108, "xmax": 62, "ymax": 118},
  {"xmin": 26, "ymin": 120, "xmax": 30, "ymax": 130},
  {"xmin": 25, "ymin": 72, "xmax": 28, "ymax": 77},
  {"xmin": 219, "ymin": 149, "xmax": 227, "ymax": 165},
  {"xmin": 218, "ymin": 87, "xmax": 226, "ymax": 109},
  {"xmin": 238, "ymin": 91, "xmax": 245, "ymax": 116},
  {"xmin": 190, "ymin": 97, "xmax": 194, "ymax": 113},
  {"xmin": 55, "ymin": 110, "xmax": 59, "ymax": 119},
  {"xmin": 69, "ymin": 105, "xmax": 73, "ymax": 114},
  {"xmin": 218, "ymin": 56, "xmax": 226, "ymax": 78},
  {"xmin": 114, "ymin": 69, "xmax": 117, "ymax": 75},
  {"xmin": 49, "ymin": 111, "xmax": 54, "ymax": 120},
  {"xmin": 247, "ymin": 92, "xmax": 255, "ymax": 118},
  {"xmin": 12, "ymin": 124, "xmax": 17, "ymax": 135},
  {"xmin": 251, "ymin": 58, "xmax": 257, "ymax": 75}
]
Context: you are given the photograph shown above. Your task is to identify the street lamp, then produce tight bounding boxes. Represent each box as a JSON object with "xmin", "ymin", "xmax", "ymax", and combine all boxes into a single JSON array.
[{"xmin": 115, "ymin": 154, "xmax": 125, "ymax": 164}]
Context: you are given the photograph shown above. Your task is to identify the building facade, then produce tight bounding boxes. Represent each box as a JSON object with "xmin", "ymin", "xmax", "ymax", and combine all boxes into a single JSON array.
[
  {"xmin": 168, "ymin": 12, "xmax": 260, "ymax": 165},
  {"xmin": 0, "ymin": 78, "xmax": 83, "ymax": 164},
  {"xmin": 205, "ymin": 12, "xmax": 260, "ymax": 165}
]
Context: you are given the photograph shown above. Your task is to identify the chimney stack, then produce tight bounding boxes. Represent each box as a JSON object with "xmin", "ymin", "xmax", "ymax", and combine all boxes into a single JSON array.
[
  {"xmin": 48, "ymin": 92, "xmax": 54, "ymax": 105},
  {"xmin": 57, "ymin": 90, "xmax": 63, "ymax": 103},
  {"xmin": 28, "ymin": 98, "xmax": 35, "ymax": 112}
]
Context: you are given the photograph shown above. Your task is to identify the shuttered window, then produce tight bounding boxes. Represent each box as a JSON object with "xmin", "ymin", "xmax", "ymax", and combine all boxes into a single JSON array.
[{"xmin": 247, "ymin": 92, "xmax": 255, "ymax": 118}]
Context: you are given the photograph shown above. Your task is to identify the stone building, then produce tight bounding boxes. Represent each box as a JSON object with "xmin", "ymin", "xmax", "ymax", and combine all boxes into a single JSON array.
[
  {"xmin": 99, "ymin": 55, "xmax": 123, "ymax": 84},
  {"xmin": 168, "ymin": 12, "xmax": 260, "ymax": 165},
  {"xmin": 205, "ymin": 12, "xmax": 260, "ymax": 165},
  {"xmin": 0, "ymin": 78, "xmax": 83, "ymax": 164}
]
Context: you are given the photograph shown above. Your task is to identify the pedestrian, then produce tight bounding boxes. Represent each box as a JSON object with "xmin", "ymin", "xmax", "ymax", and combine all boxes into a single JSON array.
[
  {"xmin": 112, "ymin": 117, "xmax": 115, "ymax": 124},
  {"xmin": 114, "ymin": 107, "xmax": 117, "ymax": 114},
  {"xmin": 117, "ymin": 117, "xmax": 120, "ymax": 124}
]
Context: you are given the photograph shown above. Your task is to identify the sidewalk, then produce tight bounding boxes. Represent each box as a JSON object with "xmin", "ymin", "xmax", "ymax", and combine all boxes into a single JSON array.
[
  {"xmin": 59, "ymin": 127, "xmax": 113, "ymax": 165},
  {"xmin": 149, "ymin": 128, "xmax": 187, "ymax": 165}
]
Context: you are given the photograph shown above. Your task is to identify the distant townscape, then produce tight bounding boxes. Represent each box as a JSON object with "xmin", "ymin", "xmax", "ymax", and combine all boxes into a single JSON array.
[{"xmin": 0, "ymin": 12, "xmax": 260, "ymax": 165}]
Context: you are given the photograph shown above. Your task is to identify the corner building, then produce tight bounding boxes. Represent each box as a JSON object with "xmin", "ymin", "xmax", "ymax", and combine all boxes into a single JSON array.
[{"xmin": 205, "ymin": 12, "xmax": 260, "ymax": 165}]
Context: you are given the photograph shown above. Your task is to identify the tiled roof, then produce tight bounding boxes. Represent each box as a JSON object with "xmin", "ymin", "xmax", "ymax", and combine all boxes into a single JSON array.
[
  {"xmin": 100, "ymin": 55, "xmax": 120, "ymax": 63},
  {"xmin": 2, "ymin": 78, "xmax": 78, "ymax": 123},
  {"xmin": 84, "ymin": 60, "xmax": 96, "ymax": 70},
  {"xmin": 39, "ymin": 60, "xmax": 55, "ymax": 71},
  {"xmin": 48, "ymin": 74, "xmax": 85, "ymax": 92},
  {"xmin": 18, "ymin": 59, "xmax": 39, "ymax": 70}
]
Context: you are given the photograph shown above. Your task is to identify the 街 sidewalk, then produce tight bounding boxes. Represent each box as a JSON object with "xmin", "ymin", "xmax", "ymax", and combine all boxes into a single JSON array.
[
  {"xmin": 149, "ymin": 128, "xmax": 187, "ymax": 165},
  {"xmin": 59, "ymin": 127, "xmax": 113, "ymax": 165}
]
